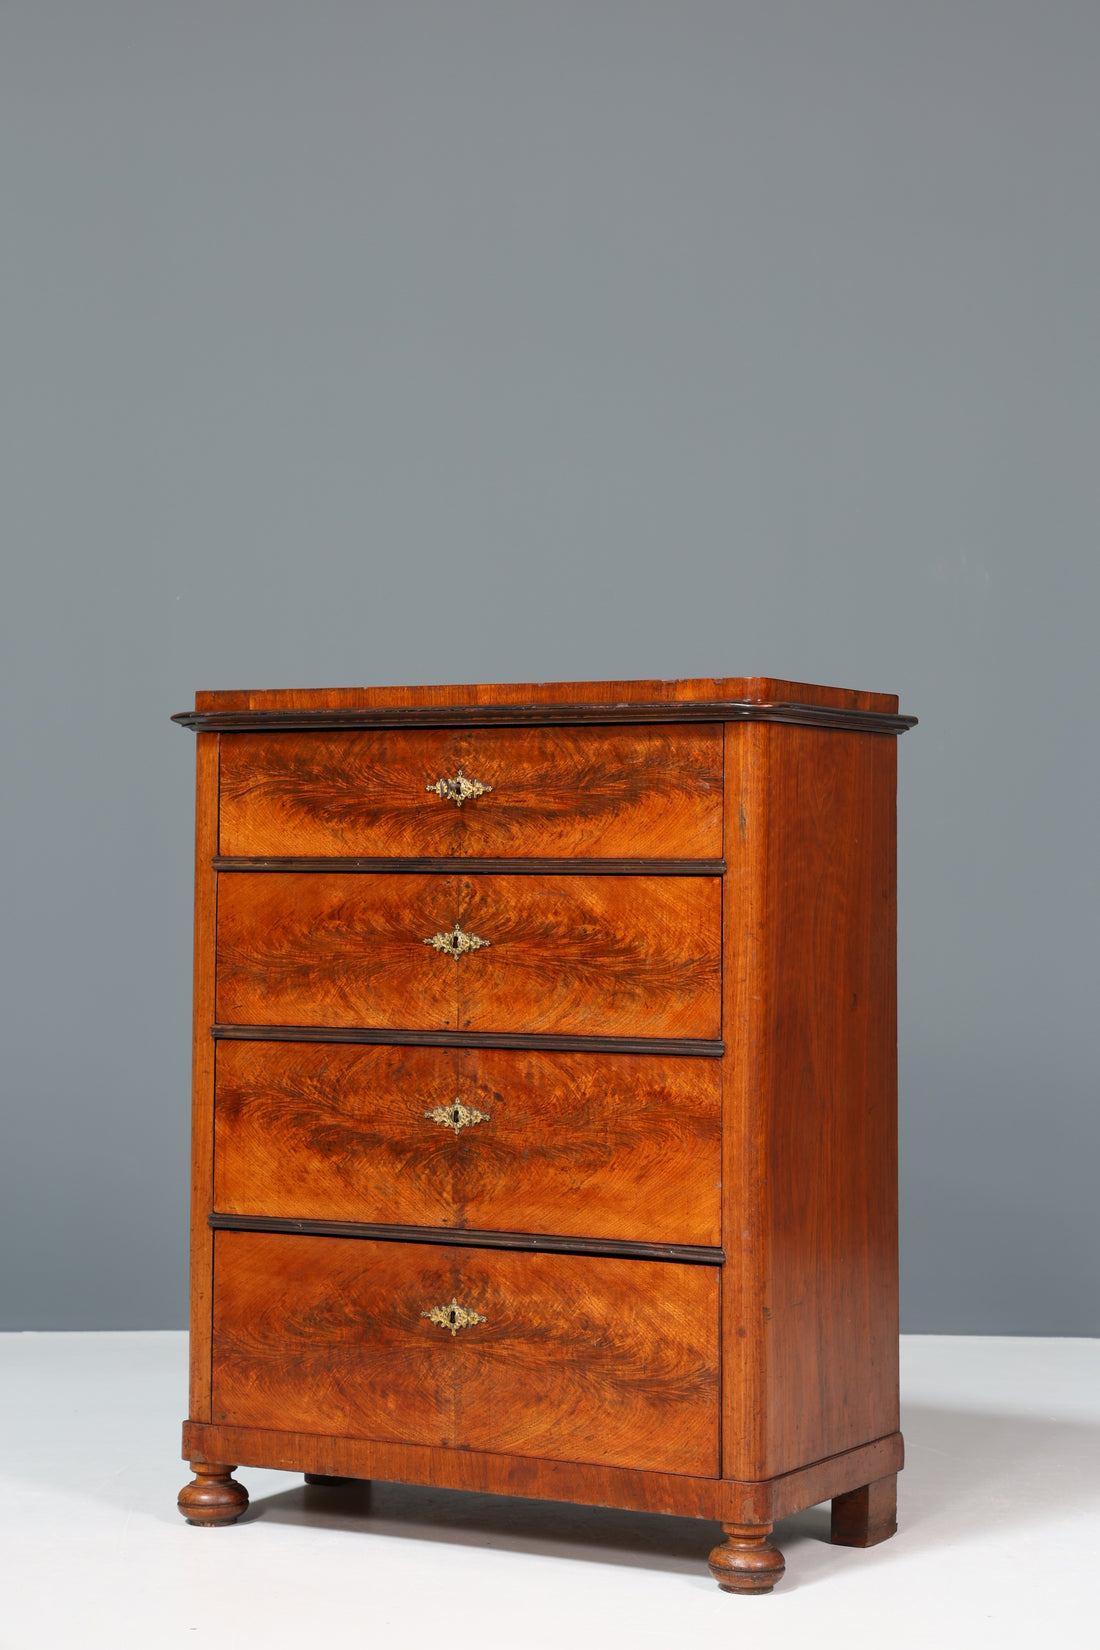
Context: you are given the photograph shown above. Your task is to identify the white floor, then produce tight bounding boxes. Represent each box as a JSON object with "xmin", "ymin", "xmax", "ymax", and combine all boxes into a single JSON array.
[{"xmin": 1, "ymin": 1334, "xmax": 1097, "ymax": 1649}]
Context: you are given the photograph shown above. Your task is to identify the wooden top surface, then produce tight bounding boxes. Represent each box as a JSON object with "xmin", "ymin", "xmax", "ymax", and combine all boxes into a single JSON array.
[
  {"xmin": 176, "ymin": 678, "xmax": 914, "ymax": 734},
  {"xmin": 193, "ymin": 677, "xmax": 898, "ymax": 714}
]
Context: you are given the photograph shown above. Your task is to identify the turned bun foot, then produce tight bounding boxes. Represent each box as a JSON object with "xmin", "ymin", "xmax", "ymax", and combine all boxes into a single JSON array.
[
  {"xmin": 178, "ymin": 1463, "xmax": 249, "ymax": 1526},
  {"xmin": 304, "ymin": 1473, "xmax": 354, "ymax": 1486},
  {"xmin": 708, "ymin": 1523, "xmax": 786, "ymax": 1594}
]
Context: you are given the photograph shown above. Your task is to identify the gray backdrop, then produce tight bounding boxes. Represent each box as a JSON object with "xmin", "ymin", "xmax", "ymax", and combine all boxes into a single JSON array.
[{"xmin": 1, "ymin": 2, "xmax": 1097, "ymax": 1333}]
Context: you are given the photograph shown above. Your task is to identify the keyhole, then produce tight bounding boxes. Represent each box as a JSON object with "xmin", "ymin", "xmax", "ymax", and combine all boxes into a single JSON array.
[{"xmin": 448, "ymin": 1309, "xmax": 457, "ymax": 1326}]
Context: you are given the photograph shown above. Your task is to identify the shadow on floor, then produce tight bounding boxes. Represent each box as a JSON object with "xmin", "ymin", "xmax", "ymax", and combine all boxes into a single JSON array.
[{"xmin": 241, "ymin": 1401, "xmax": 1100, "ymax": 1588}]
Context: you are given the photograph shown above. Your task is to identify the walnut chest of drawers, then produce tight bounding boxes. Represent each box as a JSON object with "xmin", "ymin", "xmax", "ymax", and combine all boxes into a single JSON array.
[{"xmin": 173, "ymin": 676, "xmax": 915, "ymax": 1593}]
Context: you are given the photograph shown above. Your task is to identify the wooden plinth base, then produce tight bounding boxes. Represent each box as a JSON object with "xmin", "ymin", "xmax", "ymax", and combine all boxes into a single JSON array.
[
  {"xmin": 180, "ymin": 1422, "xmax": 903, "ymax": 1591},
  {"xmin": 178, "ymin": 1463, "xmax": 249, "ymax": 1527}
]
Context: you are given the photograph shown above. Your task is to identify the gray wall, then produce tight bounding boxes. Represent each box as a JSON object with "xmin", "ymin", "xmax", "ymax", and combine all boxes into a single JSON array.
[{"xmin": 1, "ymin": 2, "xmax": 1097, "ymax": 1333}]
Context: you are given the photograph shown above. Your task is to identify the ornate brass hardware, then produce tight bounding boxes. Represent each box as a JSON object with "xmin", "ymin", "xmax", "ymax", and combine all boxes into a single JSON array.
[
  {"xmin": 426, "ymin": 768, "xmax": 492, "ymax": 807},
  {"xmin": 424, "ymin": 922, "xmax": 490, "ymax": 959},
  {"xmin": 421, "ymin": 1297, "xmax": 486, "ymax": 1336},
  {"xmin": 425, "ymin": 1099, "xmax": 490, "ymax": 1134}
]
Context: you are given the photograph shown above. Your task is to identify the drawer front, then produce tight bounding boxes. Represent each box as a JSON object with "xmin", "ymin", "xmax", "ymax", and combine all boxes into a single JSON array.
[
  {"xmin": 211, "ymin": 1231, "xmax": 720, "ymax": 1475},
  {"xmin": 214, "ymin": 1041, "xmax": 722, "ymax": 1246},
  {"xmin": 218, "ymin": 725, "xmax": 723, "ymax": 860},
  {"xmin": 215, "ymin": 872, "xmax": 721, "ymax": 1040}
]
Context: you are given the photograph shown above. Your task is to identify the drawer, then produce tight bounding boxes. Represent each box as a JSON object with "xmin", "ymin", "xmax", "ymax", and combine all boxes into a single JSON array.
[
  {"xmin": 211, "ymin": 1230, "xmax": 720, "ymax": 1475},
  {"xmin": 217, "ymin": 725, "xmax": 723, "ymax": 860},
  {"xmin": 214, "ymin": 1042, "xmax": 722, "ymax": 1246},
  {"xmin": 215, "ymin": 872, "xmax": 722, "ymax": 1040}
]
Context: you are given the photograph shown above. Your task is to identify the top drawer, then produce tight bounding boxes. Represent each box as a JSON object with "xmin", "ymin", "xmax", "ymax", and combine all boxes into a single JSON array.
[{"xmin": 218, "ymin": 725, "xmax": 723, "ymax": 860}]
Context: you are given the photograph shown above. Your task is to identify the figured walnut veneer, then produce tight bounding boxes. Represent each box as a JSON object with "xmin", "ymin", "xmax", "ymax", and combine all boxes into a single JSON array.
[
  {"xmin": 214, "ymin": 1041, "xmax": 722, "ymax": 1246},
  {"xmin": 215, "ymin": 871, "xmax": 721, "ymax": 1040},
  {"xmin": 176, "ymin": 676, "xmax": 913, "ymax": 1594},
  {"xmin": 211, "ymin": 1231, "xmax": 720, "ymax": 1476},
  {"xmin": 219, "ymin": 724, "xmax": 724, "ymax": 860}
]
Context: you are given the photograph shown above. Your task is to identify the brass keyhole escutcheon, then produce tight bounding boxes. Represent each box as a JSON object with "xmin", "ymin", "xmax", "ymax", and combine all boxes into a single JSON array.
[
  {"xmin": 425, "ymin": 1099, "xmax": 490, "ymax": 1134},
  {"xmin": 424, "ymin": 922, "xmax": 490, "ymax": 959},
  {"xmin": 421, "ymin": 1297, "xmax": 486, "ymax": 1337},
  {"xmin": 426, "ymin": 769, "xmax": 492, "ymax": 807}
]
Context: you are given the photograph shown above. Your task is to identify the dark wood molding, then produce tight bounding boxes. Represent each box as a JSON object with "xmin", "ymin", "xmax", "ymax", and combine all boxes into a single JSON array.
[
  {"xmin": 213, "ymin": 856, "xmax": 726, "ymax": 877},
  {"xmin": 208, "ymin": 1212, "xmax": 725, "ymax": 1267},
  {"xmin": 210, "ymin": 1024, "xmax": 725, "ymax": 1057},
  {"xmin": 174, "ymin": 700, "xmax": 917, "ymax": 736}
]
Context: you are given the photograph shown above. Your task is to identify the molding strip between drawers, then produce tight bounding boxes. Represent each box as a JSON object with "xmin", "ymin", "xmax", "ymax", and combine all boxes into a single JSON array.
[
  {"xmin": 213, "ymin": 857, "xmax": 726, "ymax": 875},
  {"xmin": 209, "ymin": 1212, "xmax": 725, "ymax": 1266},
  {"xmin": 211, "ymin": 1025, "xmax": 725, "ymax": 1057}
]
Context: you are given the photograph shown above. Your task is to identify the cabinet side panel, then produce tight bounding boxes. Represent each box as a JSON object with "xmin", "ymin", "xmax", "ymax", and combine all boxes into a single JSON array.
[
  {"xmin": 759, "ymin": 725, "xmax": 900, "ymax": 1477},
  {"xmin": 188, "ymin": 731, "xmax": 219, "ymax": 1419},
  {"xmin": 721, "ymin": 723, "xmax": 772, "ymax": 1478}
]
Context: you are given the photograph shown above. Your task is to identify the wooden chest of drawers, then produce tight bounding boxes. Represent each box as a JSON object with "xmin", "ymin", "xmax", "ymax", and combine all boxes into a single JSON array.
[{"xmin": 174, "ymin": 676, "xmax": 915, "ymax": 1594}]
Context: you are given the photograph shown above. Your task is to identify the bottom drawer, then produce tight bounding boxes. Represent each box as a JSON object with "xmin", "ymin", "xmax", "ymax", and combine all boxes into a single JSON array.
[{"xmin": 211, "ymin": 1231, "xmax": 720, "ymax": 1477}]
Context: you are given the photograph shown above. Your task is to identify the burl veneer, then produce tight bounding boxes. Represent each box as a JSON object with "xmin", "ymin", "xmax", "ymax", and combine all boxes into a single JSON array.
[{"xmin": 175, "ymin": 676, "xmax": 915, "ymax": 1593}]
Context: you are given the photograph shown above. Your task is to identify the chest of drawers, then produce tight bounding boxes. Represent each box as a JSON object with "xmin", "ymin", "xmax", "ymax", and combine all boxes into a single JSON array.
[{"xmin": 173, "ymin": 676, "xmax": 915, "ymax": 1594}]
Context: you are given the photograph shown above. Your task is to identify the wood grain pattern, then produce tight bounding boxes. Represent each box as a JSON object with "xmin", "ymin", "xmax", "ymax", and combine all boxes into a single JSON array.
[
  {"xmin": 213, "ymin": 1232, "xmax": 456, "ymax": 1447},
  {"xmin": 722, "ymin": 723, "xmax": 900, "ymax": 1480},
  {"xmin": 182, "ymin": 1421, "xmax": 903, "ymax": 1524},
  {"xmin": 188, "ymin": 731, "xmax": 219, "ymax": 1421},
  {"xmin": 211, "ymin": 1231, "xmax": 720, "ymax": 1475},
  {"xmin": 459, "ymin": 876, "xmax": 721, "ymax": 1038},
  {"xmin": 194, "ymin": 677, "xmax": 900, "ymax": 714},
  {"xmin": 215, "ymin": 871, "xmax": 454, "ymax": 1030},
  {"xmin": 215, "ymin": 872, "xmax": 721, "ymax": 1040},
  {"xmin": 218, "ymin": 726, "xmax": 723, "ymax": 859},
  {"xmin": 721, "ymin": 723, "xmax": 769, "ymax": 1481},
  {"xmin": 214, "ymin": 1041, "xmax": 722, "ymax": 1245}
]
